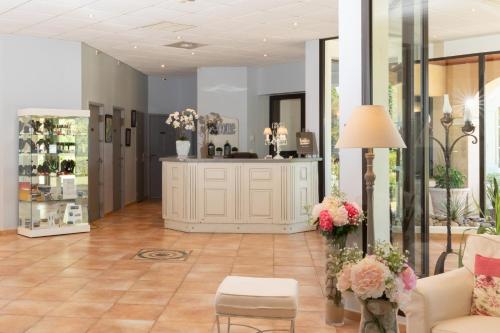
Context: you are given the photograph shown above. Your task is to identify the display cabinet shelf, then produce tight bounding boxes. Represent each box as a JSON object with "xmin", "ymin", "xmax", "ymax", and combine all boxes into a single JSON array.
[{"xmin": 17, "ymin": 108, "xmax": 90, "ymax": 238}]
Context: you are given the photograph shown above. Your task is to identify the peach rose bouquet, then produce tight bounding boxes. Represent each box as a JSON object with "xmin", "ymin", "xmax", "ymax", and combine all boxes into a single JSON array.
[
  {"xmin": 336, "ymin": 242, "xmax": 417, "ymax": 333},
  {"xmin": 337, "ymin": 242, "xmax": 416, "ymax": 307}
]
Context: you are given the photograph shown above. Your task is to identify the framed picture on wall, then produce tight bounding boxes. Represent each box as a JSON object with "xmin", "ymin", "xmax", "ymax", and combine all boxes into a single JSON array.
[
  {"xmin": 125, "ymin": 128, "xmax": 131, "ymax": 147},
  {"xmin": 131, "ymin": 110, "xmax": 137, "ymax": 128},
  {"xmin": 105, "ymin": 114, "xmax": 112, "ymax": 143}
]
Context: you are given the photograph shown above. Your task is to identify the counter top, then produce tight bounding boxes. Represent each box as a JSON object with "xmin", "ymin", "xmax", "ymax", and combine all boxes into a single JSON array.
[{"xmin": 160, "ymin": 157, "xmax": 322, "ymax": 163}]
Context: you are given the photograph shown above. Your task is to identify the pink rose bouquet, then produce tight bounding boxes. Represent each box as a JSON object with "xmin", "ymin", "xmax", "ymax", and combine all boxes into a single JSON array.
[
  {"xmin": 310, "ymin": 195, "xmax": 364, "ymax": 246},
  {"xmin": 336, "ymin": 242, "xmax": 417, "ymax": 308}
]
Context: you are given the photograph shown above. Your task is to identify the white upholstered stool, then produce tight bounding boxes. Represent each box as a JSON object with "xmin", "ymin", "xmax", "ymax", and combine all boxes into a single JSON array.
[{"xmin": 215, "ymin": 276, "xmax": 299, "ymax": 333}]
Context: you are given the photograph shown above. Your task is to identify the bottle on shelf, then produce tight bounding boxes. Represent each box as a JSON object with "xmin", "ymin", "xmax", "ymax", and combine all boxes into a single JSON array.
[
  {"xmin": 207, "ymin": 141, "xmax": 215, "ymax": 158},
  {"xmin": 223, "ymin": 140, "xmax": 232, "ymax": 157}
]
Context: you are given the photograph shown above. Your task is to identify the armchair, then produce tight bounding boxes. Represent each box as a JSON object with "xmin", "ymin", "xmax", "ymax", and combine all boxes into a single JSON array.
[{"xmin": 404, "ymin": 234, "xmax": 500, "ymax": 333}]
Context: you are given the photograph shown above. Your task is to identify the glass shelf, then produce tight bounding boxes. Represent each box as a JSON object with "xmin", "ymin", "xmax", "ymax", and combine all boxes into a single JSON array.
[{"xmin": 18, "ymin": 110, "xmax": 90, "ymax": 238}]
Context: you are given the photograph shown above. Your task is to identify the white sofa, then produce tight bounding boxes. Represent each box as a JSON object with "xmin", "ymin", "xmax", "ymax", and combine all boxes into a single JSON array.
[{"xmin": 404, "ymin": 234, "xmax": 500, "ymax": 333}]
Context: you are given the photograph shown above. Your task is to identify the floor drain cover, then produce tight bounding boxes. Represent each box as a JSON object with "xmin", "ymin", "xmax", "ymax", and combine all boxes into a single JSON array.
[{"xmin": 134, "ymin": 249, "xmax": 191, "ymax": 261}]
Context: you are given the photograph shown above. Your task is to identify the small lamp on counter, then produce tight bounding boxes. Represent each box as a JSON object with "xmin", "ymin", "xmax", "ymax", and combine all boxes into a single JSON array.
[{"xmin": 264, "ymin": 123, "xmax": 288, "ymax": 159}]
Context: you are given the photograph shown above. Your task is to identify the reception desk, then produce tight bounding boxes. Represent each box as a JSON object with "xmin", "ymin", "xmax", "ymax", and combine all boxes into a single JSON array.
[{"xmin": 161, "ymin": 157, "xmax": 320, "ymax": 233}]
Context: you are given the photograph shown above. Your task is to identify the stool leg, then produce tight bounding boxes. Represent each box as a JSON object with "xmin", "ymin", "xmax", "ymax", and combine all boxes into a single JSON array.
[
  {"xmin": 227, "ymin": 316, "xmax": 231, "ymax": 333},
  {"xmin": 216, "ymin": 315, "xmax": 221, "ymax": 333},
  {"xmin": 290, "ymin": 319, "xmax": 295, "ymax": 333}
]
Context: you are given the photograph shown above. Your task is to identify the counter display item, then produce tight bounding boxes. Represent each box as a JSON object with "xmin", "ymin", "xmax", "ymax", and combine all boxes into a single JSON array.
[{"xmin": 17, "ymin": 108, "xmax": 90, "ymax": 237}]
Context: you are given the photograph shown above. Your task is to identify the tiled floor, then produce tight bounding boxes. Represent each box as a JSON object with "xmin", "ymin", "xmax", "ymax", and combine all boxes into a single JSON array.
[{"xmin": 0, "ymin": 201, "xmax": 358, "ymax": 333}]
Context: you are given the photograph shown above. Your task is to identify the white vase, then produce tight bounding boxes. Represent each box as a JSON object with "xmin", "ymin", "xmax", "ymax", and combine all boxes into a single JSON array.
[{"xmin": 176, "ymin": 140, "xmax": 190, "ymax": 159}]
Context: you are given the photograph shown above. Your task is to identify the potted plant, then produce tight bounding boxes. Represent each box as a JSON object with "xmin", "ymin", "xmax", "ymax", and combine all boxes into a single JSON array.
[
  {"xmin": 310, "ymin": 195, "xmax": 364, "ymax": 326},
  {"xmin": 337, "ymin": 242, "xmax": 417, "ymax": 333},
  {"xmin": 429, "ymin": 165, "xmax": 469, "ymax": 216},
  {"xmin": 165, "ymin": 108, "xmax": 198, "ymax": 159}
]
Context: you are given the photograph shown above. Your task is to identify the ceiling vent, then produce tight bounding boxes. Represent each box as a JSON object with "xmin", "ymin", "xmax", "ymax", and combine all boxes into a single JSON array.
[
  {"xmin": 164, "ymin": 41, "xmax": 205, "ymax": 49},
  {"xmin": 139, "ymin": 21, "xmax": 195, "ymax": 33}
]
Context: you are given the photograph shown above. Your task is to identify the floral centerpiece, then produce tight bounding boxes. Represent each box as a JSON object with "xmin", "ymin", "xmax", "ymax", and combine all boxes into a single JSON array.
[
  {"xmin": 337, "ymin": 242, "xmax": 417, "ymax": 333},
  {"xmin": 310, "ymin": 195, "xmax": 364, "ymax": 326},
  {"xmin": 311, "ymin": 196, "xmax": 364, "ymax": 247},
  {"xmin": 165, "ymin": 108, "xmax": 198, "ymax": 158}
]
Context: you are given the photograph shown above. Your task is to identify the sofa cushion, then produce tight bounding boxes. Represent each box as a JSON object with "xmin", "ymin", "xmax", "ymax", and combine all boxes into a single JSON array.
[
  {"xmin": 471, "ymin": 254, "xmax": 500, "ymax": 317},
  {"xmin": 462, "ymin": 234, "xmax": 500, "ymax": 273},
  {"xmin": 432, "ymin": 315, "xmax": 500, "ymax": 333},
  {"xmin": 215, "ymin": 276, "xmax": 298, "ymax": 319}
]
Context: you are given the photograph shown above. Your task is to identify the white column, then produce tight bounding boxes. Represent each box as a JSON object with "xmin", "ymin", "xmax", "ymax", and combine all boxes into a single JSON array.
[
  {"xmin": 338, "ymin": 0, "xmax": 363, "ymax": 205},
  {"xmin": 372, "ymin": 0, "xmax": 391, "ymax": 242}
]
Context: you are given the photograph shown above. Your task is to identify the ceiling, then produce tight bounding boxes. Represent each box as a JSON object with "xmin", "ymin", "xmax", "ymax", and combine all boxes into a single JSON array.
[
  {"xmin": 429, "ymin": 0, "xmax": 500, "ymax": 42},
  {"xmin": 0, "ymin": 0, "xmax": 337, "ymax": 74}
]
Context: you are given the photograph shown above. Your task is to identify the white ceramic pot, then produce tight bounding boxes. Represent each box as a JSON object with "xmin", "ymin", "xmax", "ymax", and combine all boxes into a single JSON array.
[
  {"xmin": 429, "ymin": 187, "xmax": 470, "ymax": 216},
  {"xmin": 176, "ymin": 140, "xmax": 191, "ymax": 159}
]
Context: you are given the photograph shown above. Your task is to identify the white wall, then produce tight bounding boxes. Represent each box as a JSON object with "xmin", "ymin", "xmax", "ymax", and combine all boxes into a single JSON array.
[
  {"xmin": 257, "ymin": 61, "xmax": 305, "ymax": 95},
  {"xmin": 197, "ymin": 67, "xmax": 249, "ymax": 152},
  {"xmin": 82, "ymin": 44, "xmax": 147, "ymax": 214},
  {"xmin": 247, "ymin": 68, "xmax": 270, "ymax": 156},
  {"xmin": 148, "ymin": 74, "xmax": 197, "ymax": 115},
  {"xmin": 430, "ymin": 34, "xmax": 500, "ymax": 58},
  {"xmin": 0, "ymin": 35, "xmax": 82, "ymax": 230},
  {"xmin": 305, "ymin": 40, "xmax": 320, "ymax": 139}
]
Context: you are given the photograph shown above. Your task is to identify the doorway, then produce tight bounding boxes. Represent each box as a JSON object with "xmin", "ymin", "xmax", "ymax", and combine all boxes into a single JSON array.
[
  {"xmin": 135, "ymin": 111, "xmax": 145, "ymax": 202},
  {"xmin": 269, "ymin": 93, "xmax": 305, "ymax": 157},
  {"xmin": 113, "ymin": 107, "xmax": 123, "ymax": 210},
  {"xmin": 88, "ymin": 103, "xmax": 103, "ymax": 222}
]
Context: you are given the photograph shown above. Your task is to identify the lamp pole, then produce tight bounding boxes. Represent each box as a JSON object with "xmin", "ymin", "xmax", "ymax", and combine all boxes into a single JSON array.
[
  {"xmin": 432, "ymin": 113, "xmax": 477, "ymax": 274},
  {"xmin": 365, "ymin": 148, "xmax": 376, "ymax": 252}
]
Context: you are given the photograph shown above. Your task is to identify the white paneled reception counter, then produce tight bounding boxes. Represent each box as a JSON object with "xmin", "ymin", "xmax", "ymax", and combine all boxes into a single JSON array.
[{"xmin": 161, "ymin": 158, "xmax": 320, "ymax": 233}]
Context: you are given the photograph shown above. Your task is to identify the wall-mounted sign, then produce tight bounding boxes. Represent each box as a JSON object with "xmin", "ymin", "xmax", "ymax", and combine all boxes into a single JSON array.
[{"xmin": 296, "ymin": 132, "xmax": 317, "ymax": 156}]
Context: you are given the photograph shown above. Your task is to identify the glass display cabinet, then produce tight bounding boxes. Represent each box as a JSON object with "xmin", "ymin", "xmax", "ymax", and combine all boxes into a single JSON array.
[{"xmin": 18, "ymin": 108, "xmax": 90, "ymax": 237}]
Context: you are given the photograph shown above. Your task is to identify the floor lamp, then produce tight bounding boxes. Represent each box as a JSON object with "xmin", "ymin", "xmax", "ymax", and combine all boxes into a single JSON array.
[{"xmin": 336, "ymin": 105, "xmax": 406, "ymax": 250}]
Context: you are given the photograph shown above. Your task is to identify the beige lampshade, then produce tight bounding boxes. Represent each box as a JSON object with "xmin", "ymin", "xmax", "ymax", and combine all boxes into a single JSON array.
[
  {"xmin": 336, "ymin": 105, "xmax": 406, "ymax": 148},
  {"xmin": 263, "ymin": 128, "xmax": 272, "ymax": 136},
  {"xmin": 277, "ymin": 127, "xmax": 288, "ymax": 135}
]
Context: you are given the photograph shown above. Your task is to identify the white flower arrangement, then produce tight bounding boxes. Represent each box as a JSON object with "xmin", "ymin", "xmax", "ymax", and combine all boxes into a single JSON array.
[{"xmin": 166, "ymin": 108, "xmax": 199, "ymax": 140}]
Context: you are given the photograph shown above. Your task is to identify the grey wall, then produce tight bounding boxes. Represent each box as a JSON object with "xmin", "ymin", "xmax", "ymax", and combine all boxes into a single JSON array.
[
  {"xmin": 148, "ymin": 74, "xmax": 197, "ymax": 114},
  {"xmin": 257, "ymin": 61, "xmax": 305, "ymax": 95},
  {"xmin": 81, "ymin": 43, "xmax": 148, "ymax": 214},
  {"xmin": 0, "ymin": 35, "xmax": 82, "ymax": 230}
]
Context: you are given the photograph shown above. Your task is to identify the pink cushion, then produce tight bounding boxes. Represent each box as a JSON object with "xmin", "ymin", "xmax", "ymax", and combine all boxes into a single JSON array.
[{"xmin": 471, "ymin": 254, "xmax": 500, "ymax": 317}]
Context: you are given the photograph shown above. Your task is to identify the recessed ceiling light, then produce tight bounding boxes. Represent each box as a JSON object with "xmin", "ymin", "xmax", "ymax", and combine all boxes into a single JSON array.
[
  {"xmin": 161, "ymin": 64, "xmax": 165, "ymax": 68},
  {"xmin": 263, "ymin": 54, "xmax": 268, "ymax": 57},
  {"xmin": 471, "ymin": 8, "xmax": 476, "ymax": 12},
  {"xmin": 191, "ymin": 51, "xmax": 195, "ymax": 55},
  {"xmin": 88, "ymin": 13, "xmax": 94, "ymax": 18},
  {"xmin": 177, "ymin": 36, "xmax": 182, "ymax": 40},
  {"xmin": 164, "ymin": 41, "xmax": 205, "ymax": 49},
  {"xmin": 133, "ymin": 45, "xmax": 138, "ymax": 49},
  {"xmin": 293, "ymin": 21, "xmax": 298, "ymax": 27},
  {"xmin": 263, "ymin": 38, "xmax": 267, "ymax": 42}
]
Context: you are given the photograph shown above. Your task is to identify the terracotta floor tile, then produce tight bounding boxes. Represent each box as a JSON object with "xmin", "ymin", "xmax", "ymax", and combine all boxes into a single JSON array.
[
  {"xmin": 0, "ymin": 286, "xmax": 29, "ymax": 300},
  {"xmin": 69, "ymin": 288, "xmax": 124, "ymax": 303},
  {"xmin": 0, "ymin": 314, "xmax": 40, "ymax": 333},
  {"xmin": 118, "ymin": 291, "xmax": 172, "ymax": 305},
  {"xmin": 85, "ymin": 278, "xmax": 135, "ymax": 291},
  {"xmin": 19, "ymin": 286, "xmax": 77, "ymax": 302},
  {"xmin": 49, "ymin": 302, "xmax": 113, "ymax": 318},
  {"xmin": 0, "ymin": 300, "xmax": 61, "ymax": 316},
  {"xmin": 88, "ymin": 319, "xmax": 154, "ymax": 333},
  {"xmin": 0, "ymin": 201, "xmax": 366, "ymax": 333},
  {"xmin": 151, "ymin": 320, "xmax": 214, "ymax": 333},
  {"xmin": 104, "ymin": 303, "xmax": 164, "ymax": 321},
  {"xmin": 26, "ymin": 316, "xmax": 96, "ymax": 333}
]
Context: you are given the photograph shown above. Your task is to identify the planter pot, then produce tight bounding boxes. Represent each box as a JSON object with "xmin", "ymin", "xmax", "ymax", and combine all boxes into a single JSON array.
[
  {"xmin": 429, "ymin": 187, "xmax": 470, "ymax": 216},
  {"xmin": 359, "ymin": 299, "xmax": 399, "ymax": 333},
  {"xmin": 176, "ymin": 140, "xmax": 191, "ymax": 159},
  {"xmin": 325, "ymin": 298, "xmax": 345, "ymax": 326}
]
